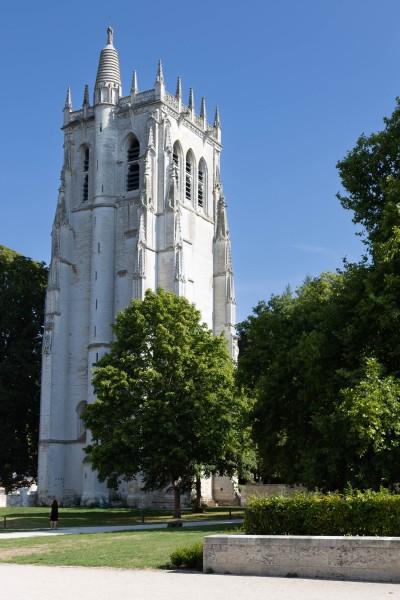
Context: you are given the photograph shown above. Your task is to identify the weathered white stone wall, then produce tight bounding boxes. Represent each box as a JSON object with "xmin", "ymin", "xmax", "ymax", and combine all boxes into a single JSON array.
[
  {"xmin": 213, "ymin": 476, "xmax": 240, "ymax": 506},
  {"xmin": 203, "ymin": 535, "xmax": 400, "ymax": 582}
]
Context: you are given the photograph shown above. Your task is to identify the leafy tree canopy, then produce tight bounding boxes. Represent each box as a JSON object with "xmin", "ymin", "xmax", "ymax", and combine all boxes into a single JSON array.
[
  {"xmin": 0, "ymin": 246, "xmax": 47, "ymax": 491},
  {"xmin": 83, "ymin": 288, "xmax": 246, "ymax": 517},
  {"xmin": 238, "ymin": 100, "xmax": 400, "ymax": 491}
]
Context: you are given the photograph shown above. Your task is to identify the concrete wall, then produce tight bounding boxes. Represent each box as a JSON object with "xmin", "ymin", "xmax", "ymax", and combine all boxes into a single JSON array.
[{"xmin": 203, "ymin": 535, "xmax": 400, "ymax": 583}]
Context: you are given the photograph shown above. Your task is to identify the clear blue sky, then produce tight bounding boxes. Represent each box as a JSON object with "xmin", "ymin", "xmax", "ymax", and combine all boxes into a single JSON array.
[{"xmin": 1, "ymin": 0, "xmax": 398, "ymax": 322}]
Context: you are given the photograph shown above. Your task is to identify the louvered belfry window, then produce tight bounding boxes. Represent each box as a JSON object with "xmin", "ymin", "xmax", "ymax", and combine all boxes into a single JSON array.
[
  {"xmin": 83, "ymin": 148, "xmax": 89, "ymax": 202},
  {"xmin": 198, "ymin": 167, "xmax": 204, "ymax": 207},
  {"xmin": 185, "ymin": 154, "xmax": 192, "ymax": 201},
  {"xmin": 127, "ymin": 138, "xmax": 140, "ymax": 191}
]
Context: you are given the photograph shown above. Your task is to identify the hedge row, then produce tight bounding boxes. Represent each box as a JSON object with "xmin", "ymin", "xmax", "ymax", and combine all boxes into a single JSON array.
[{"xmin": 244, "ymin": 490, "xmax": 400, "ymax": 536}]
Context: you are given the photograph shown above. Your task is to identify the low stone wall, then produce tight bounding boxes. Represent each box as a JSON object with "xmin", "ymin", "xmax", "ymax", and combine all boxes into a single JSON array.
[
  {"xmin": 203, "ymin": 535, "xmax": 400, "ymax": 582},
  {"xmin": 0, "ymin": 487, "xmax": 38, "ymax": 507}
]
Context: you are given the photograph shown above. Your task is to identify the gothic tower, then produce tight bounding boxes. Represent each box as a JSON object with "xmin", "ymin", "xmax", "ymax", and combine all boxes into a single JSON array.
[{"xmin": 38, "ymin": 28, "xmax": 238, "ymax": 506}]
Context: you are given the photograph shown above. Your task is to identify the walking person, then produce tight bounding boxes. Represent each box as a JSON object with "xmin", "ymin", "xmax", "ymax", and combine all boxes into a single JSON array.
[{"xmin": 50, "ymin": 498, "xmax": 59, "ymax": 530}]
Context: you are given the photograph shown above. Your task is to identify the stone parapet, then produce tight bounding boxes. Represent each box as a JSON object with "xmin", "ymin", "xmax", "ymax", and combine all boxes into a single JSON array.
[{"xmin": 203, "ymin": 535, "xmax": 400, "ymax": 583}]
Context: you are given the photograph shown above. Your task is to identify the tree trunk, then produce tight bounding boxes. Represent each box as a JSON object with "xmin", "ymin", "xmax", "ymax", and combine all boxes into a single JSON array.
[
  {"xmin": 172, "ymin": 482, "xmax": 181, "ymax": 519},
  {"xmin": 194, "ymin": 475, "xmax": 202, "ymax": 511}
]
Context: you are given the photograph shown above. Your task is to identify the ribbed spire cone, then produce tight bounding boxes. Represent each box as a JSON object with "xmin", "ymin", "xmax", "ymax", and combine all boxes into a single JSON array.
[{"xmin": 95, "ymin": 26, "xmax": 122, "ymax": 89}]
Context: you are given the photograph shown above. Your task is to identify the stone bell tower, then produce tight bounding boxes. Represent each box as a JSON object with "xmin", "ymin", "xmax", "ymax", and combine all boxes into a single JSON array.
[{"xmin": 38, "ymin": 27, "xmax": 238, "ymax": 506}]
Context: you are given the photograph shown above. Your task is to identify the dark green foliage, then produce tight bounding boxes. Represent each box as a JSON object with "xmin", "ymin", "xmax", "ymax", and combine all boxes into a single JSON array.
[
  {"xmin": 238, "ymin": 100, "xmax": 400, "ymax": 491},
  {"xmin": 0, "ymin": 246, "xmax": 47, "ymax": 491},
  {"xmin": 169, "ymin": 541, "xmax": 203, "ymax": 570},
  {"xmin": 244, "ymin": 490, "xmax": 400, "ymax": 536},
  {"xmin": 84, "ymin": 289, "xmax": 246, "ymax": 518}
]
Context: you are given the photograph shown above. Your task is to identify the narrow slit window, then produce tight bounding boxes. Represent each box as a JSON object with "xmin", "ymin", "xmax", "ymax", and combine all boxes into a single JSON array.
[
  {"xmin": 82, "ymin": 148, "xmax": 89, "ymax": 202},
  {"xmin": 198, "ymin": 168, "xmax": 204, "ymax": 208},
  {"xmin": 127, "ymin": 138, "xmax": 140, "ymax": 192},
  {"xmin": 185, "ymin": 154, "xmax": 193, "ymax": 201}
]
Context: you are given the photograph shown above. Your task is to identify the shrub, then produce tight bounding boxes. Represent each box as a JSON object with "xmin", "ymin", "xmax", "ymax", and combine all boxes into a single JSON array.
[
  {"xmin": 244, "ymin": 489, "xmax": 400, "ymax": 536},
  {"xmin": 170, "ymin": 542, "xmax": 203, "ymax": 570}
]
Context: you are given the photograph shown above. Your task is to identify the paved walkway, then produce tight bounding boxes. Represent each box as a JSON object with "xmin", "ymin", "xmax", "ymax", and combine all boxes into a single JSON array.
[
  {"xmin": 1, "ymin": 521, "xmax": 399, "ymax": 598},
  {"xmin": 0, "ymin": 519, "xmax": 241, "ymax": 539},
  {"xmin": 0, "ymin": 563, "xmax": 398, "ymax": 600}
]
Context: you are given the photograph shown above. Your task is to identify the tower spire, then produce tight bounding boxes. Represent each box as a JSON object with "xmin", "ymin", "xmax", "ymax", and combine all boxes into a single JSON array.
[
  {"xmin": 83, "ymin": 85, "xmax": 89, "ymax": 105},
  {"xmin": 214, "ymin": 106, "xmax": 221, "ymax": 128},
  {"xmin": 131, "ymin": 70, "xmax": 138, "ymax": 95},
  {"xmin": 214, "ymin": 106, "xmax": 221, "ymax": 142},
  {"xmin": 94, "ymin": 26, "xmax": 122, "ymax": 104},
  {"xmin": 64, "ymin": 87, "xmax": 72, "ymax": 125},
  {"xmin": 200, "ymin": 97, "xmax": 206, "ymax": 119},
  {"xmin": 156, "ymin": 59, "xmax": 164, "ymax": 84},
  {"xmin": 188, "ymin": 88, "xmax": 194, "ymax": 111},
  {"xmin": 82, "ymin": 84, "xmax": 90, "ymax": 117},
  {"xmin": 154, "ymin": 59, "xmax": 165, "ymax": 100},
  {"xmin": 200, "ymin": 97, "xmax": 207, "ymax": 129},
  {"xmin": 175, "ymin": 76, "xmax": 182, "ymax": 99},
  {"xmin": 65, "ymin": 87, "xmax": 72, "ymax": 109}
]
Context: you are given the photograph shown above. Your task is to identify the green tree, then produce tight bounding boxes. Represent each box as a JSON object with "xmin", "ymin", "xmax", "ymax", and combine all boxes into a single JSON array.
[
  {"xmin": 83, "ymin": 288, "xmax": 244, "ymax": 518},
  {"xmin": 0, "ymin": 246, "xmax": 47, "ymax": 491},
  {"xmin": 339, "ymin": 357, "xmax": 400, "ymax": 487},
  {"xmin": 337, "ymin": 98, "xmax": 400, "ymax": 253},
  {"xmin": 238, "ymin": 99, "xmax": 400, "ymax": 491}
]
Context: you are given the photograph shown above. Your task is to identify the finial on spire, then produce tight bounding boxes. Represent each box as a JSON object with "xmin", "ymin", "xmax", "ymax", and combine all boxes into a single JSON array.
[
  {"xmin": 188, "ymin": 88, "xmax": 194, "ymax": 111},
  {"xmin": 65, "ymin": 87, "xmax": 72, "ymax": 109},
  {"xmin": 156, "ymin": 59, "xmax": 164, "ymax": 84},
  {"xmin": 131, "ymin": 70, "xmax": 138, "ymax": 95},
  {"xmin": 107, "ymin": 25, "xmax": 114, "ymax": 46},
  {"xmin": 175, "ymin": 76, "xmax": 182, "ymax": 99},
  {"xmin": 200, "ymin": 97, "xmax": 206, "ymax": 120},
  {"xmin": 83, "ymin": 85, "xmax": 89, "ymax": 106},
  {"xmin": 214, "ymin": 105, "xmax": 221, "ymax": 128}
]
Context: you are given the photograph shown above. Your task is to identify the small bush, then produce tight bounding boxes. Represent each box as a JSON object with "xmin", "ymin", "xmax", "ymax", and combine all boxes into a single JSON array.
[
  {"xmin": 244, "ymin": 488, "xmax": 400, "ymax": 536},
  {"xmin": 170, "ymin": 542, "xmax": 203, "ymax": 570}
]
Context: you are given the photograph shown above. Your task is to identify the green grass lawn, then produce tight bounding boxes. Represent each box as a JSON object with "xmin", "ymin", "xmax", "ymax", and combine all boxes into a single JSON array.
[
  {"xmin": 0, "ymin": 506, "xmax": 243, "ymax": 530},
  {"xmin": 0, "ymin": 524, "xmax": 241, "ymax": 569}
]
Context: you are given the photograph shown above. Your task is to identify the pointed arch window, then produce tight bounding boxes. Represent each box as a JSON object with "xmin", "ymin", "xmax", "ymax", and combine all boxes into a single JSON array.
[
  {"xmin": 198, "ymin": 159, "xmax": 207, "ymax": 210},
  {"xmin": 82, "ymin": 147, "xmax": 89, "ymax": 202},
  {"xmin": 172, "ymin": 141, "xmax": 183, "ymax": 197},
  {"xmin": 185, "ymin": 151, "xmax": 194, "ymax": 202},
  {"xmin": 127, "ymin": 137, "xmax": 140, "ymax": 192},
  {"xmin": 76, "ymin": 401, "xmax": 87, "ymax": 441}
]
